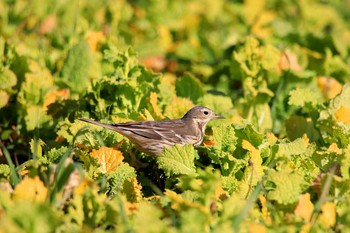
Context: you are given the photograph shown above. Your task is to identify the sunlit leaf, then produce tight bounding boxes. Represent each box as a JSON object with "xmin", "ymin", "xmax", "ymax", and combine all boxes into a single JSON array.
[
  {"xmin": 157, "ymin": 144, "xmax": 196, "ymax": 176},
  {"xmin": 319, "ymin": 202, "xmax": 336, "ymax": 228},
  {"xmin": 13, "ymin": 176, "xmax": 48, "ymax": 203},
  {"xmin": 90, "ymin": 147, "xmax": 124, "ymax": 173},
  {"xmin": 267, "ymin": 170, "xmax": 307, "ymax": 205},
  {"xmin": 294, "ymin": 193, "xmax": 314, "ymax": 222},
  {"xmin": 317, "ymin": 76, "xmax": 342, "ymax": 99}
]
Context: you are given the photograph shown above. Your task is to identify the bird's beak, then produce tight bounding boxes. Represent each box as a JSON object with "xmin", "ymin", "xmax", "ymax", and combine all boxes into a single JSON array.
[{"xmin": 213, "ymin": 113, "xmax": 225, "ymax": 119}]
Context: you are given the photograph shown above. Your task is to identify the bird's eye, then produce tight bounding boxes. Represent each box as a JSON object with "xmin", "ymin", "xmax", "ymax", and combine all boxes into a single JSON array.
[{"xmin": 203, "ymin": 111, "xmax": 209, "ymax": 115}]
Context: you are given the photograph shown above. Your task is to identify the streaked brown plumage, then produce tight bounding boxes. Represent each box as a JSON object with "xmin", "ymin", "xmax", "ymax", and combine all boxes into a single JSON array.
[{"xmin": 79, "ymin": 106, "xmax": 224, "ymax": 156}]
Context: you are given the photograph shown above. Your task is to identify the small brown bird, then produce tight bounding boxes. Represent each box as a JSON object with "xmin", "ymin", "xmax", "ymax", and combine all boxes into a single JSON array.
[{"xmin": 79, "ymin": 106, "xmax": 224, "ymax": 156}]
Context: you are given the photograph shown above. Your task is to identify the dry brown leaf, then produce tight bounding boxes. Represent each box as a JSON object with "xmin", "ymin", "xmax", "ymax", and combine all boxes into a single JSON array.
[
  {"xmin": 278, "ymin": 50, "xmax": 303, "ymax": 73},
  {"xmin": 39, "ymin": 15, "xmax": 57, "ymax": 35},
  {"xmin": 140, "ymin": 56, "xmax": 166, "ymax": 72}
]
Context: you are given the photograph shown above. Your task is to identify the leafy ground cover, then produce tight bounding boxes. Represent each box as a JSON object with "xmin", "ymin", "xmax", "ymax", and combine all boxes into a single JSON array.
[{"xmin": 1, "ymin": 0, "xmax": 350, "ymax": 232}]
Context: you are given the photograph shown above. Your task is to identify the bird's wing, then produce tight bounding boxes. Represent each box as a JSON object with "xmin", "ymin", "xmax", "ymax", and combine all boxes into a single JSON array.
[{"xmin": 112, "ymin": 120, "xmax": 197, "ymax": 145}]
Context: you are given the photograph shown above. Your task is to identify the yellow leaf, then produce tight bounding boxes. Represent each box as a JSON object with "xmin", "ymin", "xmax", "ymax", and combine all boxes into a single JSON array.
[
  {"xmin": 43, "ymin": 89, "xmax": 70, "ymax": 111},
  {"xmin": 249, "ymin": 223, "xmax": 266, "ymax": 233},
  {"xmin": 266, "ymin": 132, "xmax": 277, "ymax": 145},
  {"xmin": 164, "ymin": 189, "xmax": 208, "ymax": 215},
  {"xmin": 125, "ymin": 202, "xmax": 139, "ymax": 215},
  {"xmin": 300, "ymin": 223, "xmax": 312, "ymax": 233},
  {"xmin": 13, "ymin": 176, "xmax": 47, "ymax": 202},
  {"xmin": 149, "ymin": 92, "xmax": 164, "ymax": 118},
  {"xmin": 335, "ymin": 106, "xmax": 350, "ymax": 124},
  {"xmin": 259, "ymin": 195, "xmax": 272, "ymax": 224},
  {"xmin": 242, "ymin": 140, "xmax": 261, "ymax": 157},
  {"xmin": 123, "ymin": 177, "xmax": 143, "ymax": 202},
  {"xmin": 317, "ymin": 76, "xmax": 342, "ymax": 99},
  {"xmin": 165, "ymin": 97, "xmax": 194, "ymax": 119},
  {"xmin": 328, "ymin": 143, "xmax": 342, "ymax": 154},
  {"xmin": 74, "ymin": 177, "xmax": 94, "ymax": 195},
  {"xmin": 86, "ymin": 31, "xmax": 105, "ymax": 51},
  {"xmin": 319, "ymin": 202, "xmax": 336, "ymax": 228},
  {"xmin": 294, "ymin": 193, "xmax": 314, "ymax": 222},
  {"xmin": 244, "ymin": 0, "xmax": 266, "ymax": 25},
  {"xmin": 90, "ymin": 147, "xmax": 124, "ymax": 173},
  {"xmin": 157, "ymin": 26, "xmax": 173, "ymax": 52},
  {"xmin": 0, "ymin": 90, "xmax": 9, "ymax": 108}
]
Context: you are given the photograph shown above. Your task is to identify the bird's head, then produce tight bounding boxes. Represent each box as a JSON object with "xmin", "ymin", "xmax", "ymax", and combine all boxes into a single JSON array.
[{"xmin": 182, "ymin": 106, "xmax": 224, "ymax": 125}]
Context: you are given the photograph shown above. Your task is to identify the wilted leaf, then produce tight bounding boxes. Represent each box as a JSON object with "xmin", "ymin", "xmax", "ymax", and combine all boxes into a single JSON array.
[
  {"xmin": 157, "ymin": 144, "xmax": 196, "ymax": 176},
  {"xmin": 90, "ymin": 147, "xmax": 124, "ymax": 173}
]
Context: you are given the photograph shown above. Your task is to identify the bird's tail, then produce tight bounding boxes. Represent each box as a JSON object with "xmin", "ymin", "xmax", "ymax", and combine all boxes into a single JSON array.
[{"xmin": 78, "ymin": 118, "xmax": 119, "ymax": 131}]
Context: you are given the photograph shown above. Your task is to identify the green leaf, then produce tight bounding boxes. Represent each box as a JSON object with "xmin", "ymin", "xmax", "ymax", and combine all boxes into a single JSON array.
[
  {"xmin": 157, "ymin": 144, "xmax": 196, "ymax": 176},
  {"xmin": 319, "ymin": 83, "xmax": 350, "ymax": 121},
  {"xmin": 0, "ymin": 164, "xmax": 10, "ymax": 180},
  {"xmin": 289, "ymin": 87, "xmax": 323, "ymax": 107},
  {"xmin": 208, "ymin": 124, "xmax": 237, "ymax": 160},
  {"xmin": 0, "ymin": 69, "xmax": 17, "ymax": 90},
  {"xmin": 267, "ymin": 170, "xmax": 307, "ymax": 205},
  {"xmin": 176, "ymin": 73, "xmax": 205, "ymax": 103},
  {"xmin": 134, "ymin": 202, "xmax": 171, "ymax": 233},
  {"xmin": 107, "ymin": 163, "xmax": 136, "ymax": 196},
  {"xmin": 60, "ymin": 41, "xmax": 92, "ymax": 93},
  {"xmin": 47, "ymin": 147, "xmax": 69, "ymax": 163},
  {"xmin": 285, "ymin": 115, "xmax": 320, "ymax": 141},
  {"xmin": 200, "ymin": 94, "xmax": 234, "ymax": 117},
  {"xmin": 278, "ymin": 138, "xmax": 309, "ymax": 157},
  {"xmin": 25, "ymin": 105, "xmax": 51, "ymax": 131},
  {"xmin": 1, "ymin": 144, "xmax": 21, "ymax": 186}
]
